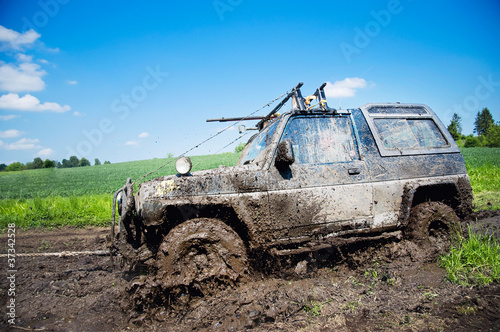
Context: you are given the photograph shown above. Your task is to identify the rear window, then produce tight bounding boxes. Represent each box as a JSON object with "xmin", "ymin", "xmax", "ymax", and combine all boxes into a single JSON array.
[{"xmin": 374, "ymin": 118, "xmax": 449, "ymax": 150}]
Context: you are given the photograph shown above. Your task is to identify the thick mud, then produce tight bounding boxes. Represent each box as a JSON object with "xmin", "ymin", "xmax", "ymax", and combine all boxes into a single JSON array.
[{"xmin": 1, "ymin": 213, "xmax": 499, "ymax": 331}]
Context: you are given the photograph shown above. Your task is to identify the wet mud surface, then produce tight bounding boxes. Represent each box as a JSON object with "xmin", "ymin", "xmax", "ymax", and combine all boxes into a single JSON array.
[{"xmin": 1, "ymin": 213, "xmax": 500, "ymax": 331}]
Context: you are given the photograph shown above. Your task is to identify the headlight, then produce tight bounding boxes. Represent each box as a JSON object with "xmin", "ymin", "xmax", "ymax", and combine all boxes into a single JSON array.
[{"xmin": 175, "ymin": 156, "xmax": 192, "ymax": 175}]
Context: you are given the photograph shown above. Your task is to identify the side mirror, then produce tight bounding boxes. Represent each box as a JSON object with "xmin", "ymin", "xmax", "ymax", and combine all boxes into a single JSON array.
[{"xmin": 275, "ymin": 140, "xmax": 295, "ymax": 169}]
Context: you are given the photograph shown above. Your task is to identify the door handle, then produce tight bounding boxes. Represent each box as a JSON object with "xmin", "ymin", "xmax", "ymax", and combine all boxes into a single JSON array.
[{"xmin": 348, "ymin": 168, "xmax": 361, "ymax": 175}]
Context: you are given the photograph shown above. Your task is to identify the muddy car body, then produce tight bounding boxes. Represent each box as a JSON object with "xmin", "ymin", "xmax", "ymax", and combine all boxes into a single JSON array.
[{"xmin": 114, "ymin": 83, "xmax": 472, "ymax": 292}]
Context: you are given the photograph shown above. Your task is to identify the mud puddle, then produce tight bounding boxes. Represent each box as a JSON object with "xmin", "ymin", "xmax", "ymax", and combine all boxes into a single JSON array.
[{"xmin": 1, "ymin": 214, "xmax": 499, "ymax": 331}]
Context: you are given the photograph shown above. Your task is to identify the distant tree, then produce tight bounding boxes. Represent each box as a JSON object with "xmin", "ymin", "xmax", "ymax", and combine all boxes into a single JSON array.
[
  {"xmin": 104, "ymin": 160, "xmax": 111, "ymax": 164},
  {"xmin": 447, "ymin": 113, "xmax": 462, "ymax": 141},
  {"xmin": 474, "ymin": 108, "xmax": 494, "ymax": 136},
  {"xmin": 68, "ymin": 156, "xmax": 79, "ymax": 168},
  {"xmin": 25, "ymin": 162, "xmax": 34, "ymax": 170},
  {"xmin": 234, "ymin": 142, "xmax": 246, "ymax": 153},
  {"xmin": 6, "ymin": 162, "xmax": 24, "ymax": 172},
  {"xmin": 94, "ymin": 158, "xmax": 101, "ymax": 166},
  {"xmin": 0, "ymin": 163, "xmax": 6, "ymax": 171},
  {"xmin": 79, "ymin": 157, "xmax": 91, "ymax": 167},
  {"xmin": 485, "ymin": 123, "xmax": 500, "ymax": 147},
  {"xmin": 464, "ymin": 134, "xmax": 483, "ymax": 148},
  {"xmin": 43, "ymin": 159, "xmax": 55, "ymax": 168},
  {"xmin": 56, "ymin": 161, "xmax": 62, "ymax": 168},
  {"xmin": 32, "ymin": 157, "xmax": 43, "ymax": 169}
]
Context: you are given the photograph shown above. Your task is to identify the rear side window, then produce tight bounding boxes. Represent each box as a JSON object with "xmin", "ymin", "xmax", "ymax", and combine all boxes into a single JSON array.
[
  {"xmin": 374, "ymin": 118, "xmax": 448, "ymax": 150},
  {"xmin": 360, "ymin": 104, "xmax": 460, "ymax": 156}
]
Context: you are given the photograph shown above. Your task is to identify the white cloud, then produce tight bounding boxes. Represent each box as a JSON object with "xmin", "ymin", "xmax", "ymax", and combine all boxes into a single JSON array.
[
  {"xmin": 16, "ymin": 53, "xmax": 33, "ymax": 63},
  {"xmin": 66, "ymin": 80, "xmax": 78, "ymax": 85},
  {"xmin": 73, "ymin": 111, "xmax": 83, "ymax": 116},
  {"xmin": 0, "ymin": 26, "xmax": 40, "ymax": 50},
  {"xmin": 0, "ymin": 62, "xmax": 46, "ymax": 92},
  {"xmin": 324, "ymin": 78, "xmax": 367, "ymax": 98},
  {"xmin": 37, "ymin": 148, "xmax": 55, "ymax": 157},
  {"xmin": 0, "ymin": 93, "xmax": 71, "ymax": 113},
  {"xmin": 46, "ymin": 47, "xmax": 60, "ymax": 53},
  {"xmin": 0, "ymin": 114, "xmax": 19, "ymax": 121},
  {"xmin": 138, "ymin": 132, "xmax": 149, "ymax": 138},
  {"xmin": 0, "ymin": 129, "xmax": 23, "ymax": 138},
  {"xmin": 4, "ymin": 138, "xmax": 41, "ymax": 150},
  {"xmin": 125, "ymin": 140, "xmax": 139, "ymax": 146}
]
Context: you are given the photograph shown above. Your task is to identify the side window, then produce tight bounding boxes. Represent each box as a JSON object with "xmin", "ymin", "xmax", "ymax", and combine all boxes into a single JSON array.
[
  {"xmin": 281, "ymin": 116, "xmax": 359, "ymax": 164},
  {"xmin": 240, "ymin": 121, "xmax": 278, "ymax": 164},
  {"xmin": 374, "ymin": 118, "xmax": 448, "ymax": 150}
]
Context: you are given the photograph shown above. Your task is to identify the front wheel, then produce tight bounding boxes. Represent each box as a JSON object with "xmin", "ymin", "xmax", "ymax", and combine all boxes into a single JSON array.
[
  {"xmin": 405, "ymin": 201, "xmax": 462, "ymax": 254},
  {"xmin": 156, "ymin": 218, "xmax": 248, "ymax": 296}
]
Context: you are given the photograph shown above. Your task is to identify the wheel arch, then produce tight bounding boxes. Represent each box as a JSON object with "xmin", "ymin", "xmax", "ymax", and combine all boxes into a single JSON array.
[
  {"xmin": 399, "ymin": 180, "xmax": 466, "ymax": 227},
  {"xmin": 159, "ymin": 203, "xmax": 253, "ymax": 247}
]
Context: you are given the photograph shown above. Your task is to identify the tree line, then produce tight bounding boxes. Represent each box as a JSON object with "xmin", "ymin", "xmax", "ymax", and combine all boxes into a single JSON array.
[
  {"xmin": 448, "ymin": 107, "xmax": 500, "ymax": 147},
  {"xmin": 0, "ymin": 157, "xmax": 111, "ymax": 172}
]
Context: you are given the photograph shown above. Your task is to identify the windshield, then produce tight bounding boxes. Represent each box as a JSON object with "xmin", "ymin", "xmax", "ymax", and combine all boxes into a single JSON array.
[
  {"xmin": 280, "ymin": 115, "xmax": 359, "ymax": 164},
  {"xmin": 239, "ymin": 121, "xmax": 279, "ymax": 164}
]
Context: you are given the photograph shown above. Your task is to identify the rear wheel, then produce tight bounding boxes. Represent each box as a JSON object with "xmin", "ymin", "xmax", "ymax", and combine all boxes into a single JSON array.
[
  {"xmin": 405, "ymin": 201, "xmax": 462, "ymax": 254},
  {"xmin": 156, "ymin": 218, "xmax": 248, "ymax": 296}
]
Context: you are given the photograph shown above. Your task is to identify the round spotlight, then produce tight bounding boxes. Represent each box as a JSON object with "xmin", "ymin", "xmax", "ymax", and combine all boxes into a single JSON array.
[{"xmin": 175, "ymin": 156, "xmax": 192, "ymax": 175}]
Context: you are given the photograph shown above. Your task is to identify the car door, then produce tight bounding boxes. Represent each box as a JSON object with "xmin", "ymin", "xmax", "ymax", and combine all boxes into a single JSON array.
[{"xmin": 266, "ymin": 114, "xmax": 373, "ymax": 244}]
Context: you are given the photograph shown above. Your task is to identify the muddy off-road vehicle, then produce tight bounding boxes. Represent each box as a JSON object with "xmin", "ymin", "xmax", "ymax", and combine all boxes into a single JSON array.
[{"xmin": 112, "ymin": 82, "xmax": 472, "ymax": 296}]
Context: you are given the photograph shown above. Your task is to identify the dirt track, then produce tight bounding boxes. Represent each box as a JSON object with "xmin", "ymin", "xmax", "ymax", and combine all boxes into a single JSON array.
[{"xmin": 1, "ymin": 213, "xmax": 499, "ymax": 331}]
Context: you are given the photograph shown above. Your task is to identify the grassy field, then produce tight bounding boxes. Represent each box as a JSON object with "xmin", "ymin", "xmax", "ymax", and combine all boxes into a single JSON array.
[
  {"xmin": 462, "ymin": 148, "xmax": 500, "ymax": 210},
  {"xmin": 0, "ymin": 153, "xmax": 240, "ymax": 199},
  {"xmin": 0, "ymin": 152, "xmax": 240, "ymax": 229},
  {"xmin": 0, "ymin": 148, "xmax": 498, "ymax": 229}
]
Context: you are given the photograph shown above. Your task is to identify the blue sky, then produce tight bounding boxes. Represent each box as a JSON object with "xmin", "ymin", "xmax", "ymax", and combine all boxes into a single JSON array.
[{"xmin": 0, "ymin": 0, "xmax": 499, "ymax": 165}]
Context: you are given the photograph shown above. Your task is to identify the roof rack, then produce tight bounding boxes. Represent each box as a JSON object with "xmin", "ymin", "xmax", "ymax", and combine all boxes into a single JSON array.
[{"xmin": 207, "ymin": 82, "xmax": 337, "ymax": 130}]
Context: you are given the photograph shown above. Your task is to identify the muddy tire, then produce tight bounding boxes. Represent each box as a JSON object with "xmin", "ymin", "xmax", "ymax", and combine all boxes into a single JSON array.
[
  {"xmin": 405, "ymin": 201, "xmax": 462, "ymax": 253},
  {"xmin": 156, "ymin": 218, "xmax": 248, "ymax": 296}
]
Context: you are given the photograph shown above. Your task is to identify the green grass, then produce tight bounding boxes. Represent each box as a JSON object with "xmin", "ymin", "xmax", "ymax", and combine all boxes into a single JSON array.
[
  {"xmin": 0, "ymin": 152, "xmax": 240, "ymax": 230},
  {"xmin": 0, "ymin": 152, "xmax": 240, "ymax": 199},
  {"xmin": 0, "ymin": 194, "xmax": 112, "ymax": 228},
  {"xmin": 440, "ymin": 226, "xmax": 500, "ymax": 286},
  {"xmin": 461, "ymin": 148, "xmax": 500, "ymax": 210}
]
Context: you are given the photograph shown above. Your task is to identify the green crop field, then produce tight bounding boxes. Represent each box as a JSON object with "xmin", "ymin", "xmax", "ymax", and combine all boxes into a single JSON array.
[
  {"xmin": 0, "ymin": 152, "xmax": 240, "ymax": 199},
  {"xmin": 461, "ymin": 148, "xmax": 500, "ymax": 210},
  {"xmin": 0, "ymin": 152, "xmax": 240, "ymax": 229},
  {"xmin": 0, "ymin": 148, "xmax": 498, "ymax": 230}
]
